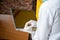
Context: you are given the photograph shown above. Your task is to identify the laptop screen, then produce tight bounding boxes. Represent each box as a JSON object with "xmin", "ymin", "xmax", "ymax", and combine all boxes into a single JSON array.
[
  {"xmin": 12, "ymin": 9, "xmax": 36, "ymax": 28},
  {"xmin": 12, "ymin": 9, "xmax": 25, "ymax": 28}
]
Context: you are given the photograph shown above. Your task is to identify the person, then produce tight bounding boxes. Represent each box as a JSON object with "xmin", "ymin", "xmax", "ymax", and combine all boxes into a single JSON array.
[{"xmin": 33, "ymin": 0, "xmax": 60, "ymax": 40}]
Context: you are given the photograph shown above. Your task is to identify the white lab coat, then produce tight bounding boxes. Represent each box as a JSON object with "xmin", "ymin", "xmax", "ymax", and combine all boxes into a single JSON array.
[{"xmin": 33, "ymin": 0, "xmax": 60, "ymax": 40}]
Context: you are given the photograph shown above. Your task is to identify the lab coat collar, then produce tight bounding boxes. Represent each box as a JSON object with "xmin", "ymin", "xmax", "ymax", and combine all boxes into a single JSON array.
[
  {"xmin": 48, "ymin": 0, "xmax": 60, "ymax": 1},
  {"xmin": 48, "ymin": 0, "xmax": 60, "ymax": 2}
]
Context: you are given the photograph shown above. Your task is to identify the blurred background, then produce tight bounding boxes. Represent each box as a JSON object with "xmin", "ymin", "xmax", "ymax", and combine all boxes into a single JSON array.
[{"xmin": 0, "ymin": 0, "xmax": 37, "ymax": 28}]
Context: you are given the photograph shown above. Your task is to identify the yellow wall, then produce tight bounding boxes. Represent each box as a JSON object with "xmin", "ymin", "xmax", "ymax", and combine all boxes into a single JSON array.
[
  {"xmin": 36, "ymin": 0, "xmax": 42, "ymax": 20},
  {"xmin": 14, "ymin": 10, "xmax": 36, "ymax": 28}
]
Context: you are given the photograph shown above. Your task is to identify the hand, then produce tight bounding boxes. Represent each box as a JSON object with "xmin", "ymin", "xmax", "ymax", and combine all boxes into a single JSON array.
[{"xmin": 23, "ymin": 20, "xmax": 37, "ymax": 32}]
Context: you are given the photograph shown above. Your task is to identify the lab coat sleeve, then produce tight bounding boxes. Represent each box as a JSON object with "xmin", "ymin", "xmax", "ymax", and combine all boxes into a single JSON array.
[
  {"xmin": 37, "ymin": 5, "xmax": 50, "ymax": 40},
  {"xmin": 49, "ymin": 9, "xmax": 60, "ymax": 40},
  {"xmin": 33, "ymin": 3, "xmax": 51, "ymax": 40}
]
